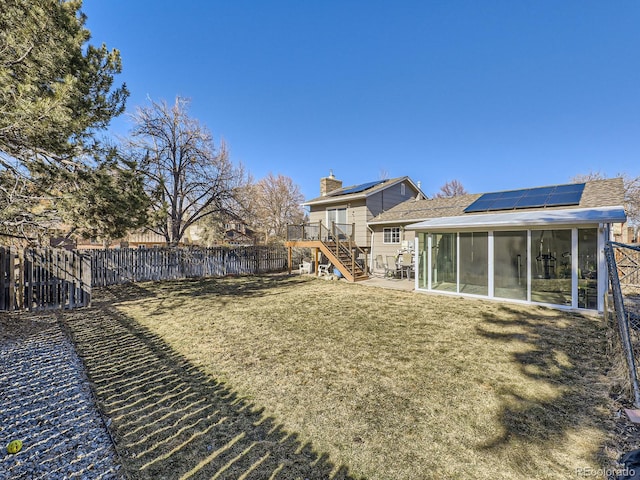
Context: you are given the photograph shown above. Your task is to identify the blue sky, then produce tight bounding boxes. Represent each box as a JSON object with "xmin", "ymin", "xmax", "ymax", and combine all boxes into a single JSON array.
[{"xmin": 82, "ymin": 0, "xmax": 639, "ymax": 200}]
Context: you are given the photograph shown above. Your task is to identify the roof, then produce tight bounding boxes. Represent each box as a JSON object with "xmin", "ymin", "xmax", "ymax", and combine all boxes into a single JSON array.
[
  {"xmin": 369, "ymin": 178, "xmax": 626, "ymax": 225},
  {"xmin": 303, "ymin": 176, "xmax": 424, "ymax": 206},
  {"xmin": 405, "ymin": 206, "xmax": 627, "ymax": 231}
]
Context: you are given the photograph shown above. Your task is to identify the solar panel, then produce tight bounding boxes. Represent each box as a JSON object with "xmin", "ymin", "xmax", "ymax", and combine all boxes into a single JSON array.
[
  {"xmin": 555, "ymin": 183, "xmax": 584, "ymax": 193},
  {"xmin": 522, "ymin": 186, "xmax": 555, "ymax": 197},
  {"xmin": 463, "ymin": 198, "xmax": 495, "ymax": 211},
  {"xmin": 499, "ymin": 190, "xmax": 527, "ymax": 199},
  {"xmin": 332, "ymin": 180, "xmax": 385, "ymax": 196},
  {"xmin": 514, "ymin": 194, "xmax": 547, "ymax": 209},
  {"xmin": 545, "ymin": 191, "xmax": 583, "ymax": 206},
  {"xmin": 488, "ymin": 197, "xmax": 521, "ymax": 210},
  {"xmin": 464, "ymin": 183, "xmax": 585, "ymax": 213}
]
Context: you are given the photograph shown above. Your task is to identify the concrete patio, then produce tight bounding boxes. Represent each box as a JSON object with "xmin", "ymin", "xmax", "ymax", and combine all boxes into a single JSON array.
[{"xmin": 357, "ymin": 276, "xmax": 415, "ymax": 291}]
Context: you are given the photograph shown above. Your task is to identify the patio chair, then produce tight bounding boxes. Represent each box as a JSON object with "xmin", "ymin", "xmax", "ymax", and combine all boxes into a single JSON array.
[
  {"xmin": 318, "ymin": 261, "xmax": 332, "ymax": 276},
  {"xmin": 385, "ymin": 256, "xmax": 401, "ymax": 279},
  {"xmin": 299, "ymin": 260, "xmax": 312, "ymax": 275},
  {"xmin": 400, "ymin": 252, "xmax": 413, "ymax": 279}
]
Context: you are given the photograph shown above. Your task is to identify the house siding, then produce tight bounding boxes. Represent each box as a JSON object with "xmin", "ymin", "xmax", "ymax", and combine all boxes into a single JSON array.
[
  {"xmin": 307, "ymin": 208, "xmax": 325, "ymax": 227},
  {"xmin": 349, "ymin": 199, "xmax": 369, "ymax": 246},
  {"xmin": 370, "ymin": 224, "xmax": 417, "ymax": 263},
  {"xmin": 303, "ymin": 177, "xmax": 422, "ymax": 252},
  {"xmin": 367, "ymin": 182, "xmax": 416, "ymax": 219},
  {"xmin": 308, "ymin": 201, "xmax": 369, "ymax": 246}
]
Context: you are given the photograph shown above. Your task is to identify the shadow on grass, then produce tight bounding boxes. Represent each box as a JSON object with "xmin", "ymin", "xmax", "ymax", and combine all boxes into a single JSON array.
[
  {"xmin": 61, "ymin": 282, "xmax": 357, "ymax": 480},
  {"xmin": 475, "ymin": 305, "xmax": 612, "ymax": 466},
  {"xmin": 96, "ymin": 274, "xmax": 307, "ymax": 316}
]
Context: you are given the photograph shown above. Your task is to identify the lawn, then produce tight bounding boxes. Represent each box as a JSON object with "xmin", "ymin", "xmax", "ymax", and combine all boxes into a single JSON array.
[{"xmin": 65, "ymin": 275, "xmax": 615, "ymax": 479}]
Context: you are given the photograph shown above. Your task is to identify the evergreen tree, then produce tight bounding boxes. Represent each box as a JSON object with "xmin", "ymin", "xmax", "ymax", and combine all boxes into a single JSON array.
[
  {"xmin": 0, "ymin": 0, "xmax": 132, "ymax": 243},
  {"xmin": 57, "ymin": 148, "xmax": 150, "ymax": 243},
  {"xmin": 0, "ymin": 0, "xmax": 128, "ymax": 163}
]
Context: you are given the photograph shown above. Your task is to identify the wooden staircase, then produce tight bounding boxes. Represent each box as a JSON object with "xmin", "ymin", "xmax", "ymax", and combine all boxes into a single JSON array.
[
  {"xmin": 285, "ymin": 221, "xmax": 369, "ymax": 282},
  {"xmin": 319, "ymin": 241, "xmax": 368, "ymax": 282}
]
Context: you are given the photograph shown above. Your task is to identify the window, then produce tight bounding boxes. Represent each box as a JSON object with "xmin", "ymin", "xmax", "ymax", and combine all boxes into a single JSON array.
[
  {"xmin": 383, "ymin": 227, "xmax": 401, "ymax": 244},
  {"xmin": 327, "ymin": 208, "xmax": 347, "ymax": 227},
  {"xmin": 459, "ymin": 232, "xmax": 488, "ymax": 295},
  {"xmin": 530, "ymin": 229, "xmax": 572, "ymax": 306},
  {"xmin": 494, "ymin": 231, "xmax": 527, "ymax": 301},
  {"xmin": 401, "ymin": 182, "xmax": 406, "ymax": 196},
  {"xmin": 416, "ymin": 227, "xmax": 602, "ymax": 310},
  {"xmin": 432, "ymin": 233, "xmax": 456, "ymax": 291},
  {"xmin": 578, "ymin": 228, "xmax": 598, "ymax": 309}
]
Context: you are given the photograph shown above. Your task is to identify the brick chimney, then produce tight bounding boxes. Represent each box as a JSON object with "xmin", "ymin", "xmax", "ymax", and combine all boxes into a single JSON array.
[{"xmin": 320, "ymin": 170, "xmax": 342, "ymax": 196}]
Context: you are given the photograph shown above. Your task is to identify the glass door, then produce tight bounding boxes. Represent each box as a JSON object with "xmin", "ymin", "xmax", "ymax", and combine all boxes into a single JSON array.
[
  {"xmin": 326, "ymin": 208, "xmax": 347, "ymax": 239},
  {"xmin": 578, "ymin": 228, "xmax": 598, "ymax": 309},
  {"xmin": 494, "ymin": 231, "xmax": 528, "ymax": 301},
  {"xmin": 530, "ymin": 229, "xmax": 572, "ymax": 306},
  {"xmin": 432, "ymin": 233, "xmax": 457, "ymax": 292}
]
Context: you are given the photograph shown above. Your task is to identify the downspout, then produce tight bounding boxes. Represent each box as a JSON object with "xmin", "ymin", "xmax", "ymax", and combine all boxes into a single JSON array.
[{"xmin": 368, "ymin": 225, "xmax": 375, "ymax": 273}]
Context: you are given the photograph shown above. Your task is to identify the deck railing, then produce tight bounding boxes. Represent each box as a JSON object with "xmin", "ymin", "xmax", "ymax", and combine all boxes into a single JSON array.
[
  {"xmin": 287, "ymin": 221, "xmax": 368, "ymax": 277},
  {"xmin": 287, "ymin": 221, "xmax": 354, "ymax": 243}
]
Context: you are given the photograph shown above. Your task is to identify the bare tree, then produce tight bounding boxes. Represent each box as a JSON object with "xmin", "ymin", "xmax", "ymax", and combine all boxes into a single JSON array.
[
  {"xmin": 251, "ymin": 173, "xmax": 305, "ymax": 243},
  {"xmin": 572, "ymin": 171, "xmax": 640, "ymax": 225},
  {"xmin": 129, "ymin": 97, "xmax": 245, "ymax": 246},
  {"xmin": 434, "ymin": 179, "xmax": 467, "ymax": 198}
]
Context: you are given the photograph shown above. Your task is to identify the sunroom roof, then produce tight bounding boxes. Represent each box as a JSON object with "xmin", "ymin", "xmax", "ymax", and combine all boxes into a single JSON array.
[{"xmin": 405, "ymin": 206, "xmax": 627, "ymax": 231}]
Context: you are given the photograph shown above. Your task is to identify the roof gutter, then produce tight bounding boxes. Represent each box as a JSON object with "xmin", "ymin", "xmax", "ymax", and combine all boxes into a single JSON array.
[{"xmin": 404, "ymin": 206, "xmax": 627, "ymax": 231}]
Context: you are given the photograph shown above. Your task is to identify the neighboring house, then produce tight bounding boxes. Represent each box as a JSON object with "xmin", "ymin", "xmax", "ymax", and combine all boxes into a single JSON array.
[
  {"xmin": 302, "ymin": 171, "xmax": 426, "ymax": 248},
  {"xmin": 65, "ymin": 217, "xmax": 259, "ymax": 250},
  {"xmin": 221, "ymin": 222, "xmax": 257, "ymax": 246},
  {"xmin": 369, "ymin": 177, "xmax": 626, "ymax": 312},
  {"xmin": 75, "ymin": 227, "xmax": 201, "ymax": 249}
]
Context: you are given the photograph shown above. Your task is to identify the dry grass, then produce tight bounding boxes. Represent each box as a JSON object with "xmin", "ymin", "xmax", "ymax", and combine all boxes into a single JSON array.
[{"xmin": 66, "ymin": 274, "xmax": 615, "ymax": 480}]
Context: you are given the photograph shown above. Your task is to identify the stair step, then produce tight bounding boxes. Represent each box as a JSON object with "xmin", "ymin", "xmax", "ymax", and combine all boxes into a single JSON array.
[{"xmin": 317, "ymin": 239, "xmax": 370, "ymax": 283}]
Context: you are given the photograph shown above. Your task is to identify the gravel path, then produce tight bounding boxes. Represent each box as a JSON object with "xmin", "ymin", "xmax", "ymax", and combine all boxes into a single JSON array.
[{"xmin": 0, "ymin": 314, "xmax": 124, "ymax": 480}]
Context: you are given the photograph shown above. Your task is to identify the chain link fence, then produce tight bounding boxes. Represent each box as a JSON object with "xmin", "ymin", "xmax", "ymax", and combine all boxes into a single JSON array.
[{"xmin": 605, "ymin": 242, "xmax": 640, "ymax": 407}]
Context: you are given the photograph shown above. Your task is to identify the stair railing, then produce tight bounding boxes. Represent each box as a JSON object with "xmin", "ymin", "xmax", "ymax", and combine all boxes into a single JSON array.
[
  {"xmin": 286, "ymin": 221, "xmax": 369, "ymax": 278},
  {"xmin": 332, "ymin": 222, "xmax": 368, "ymax": 276}
]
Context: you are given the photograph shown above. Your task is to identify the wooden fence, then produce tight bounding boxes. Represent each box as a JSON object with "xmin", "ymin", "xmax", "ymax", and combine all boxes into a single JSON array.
[
  {"xmin": 0, "ymin": 247, "xmax": 91, "ymax": 312},
  {"xmin": 615, "ymin": 244, "xmax": 640, "ymax": 287},
  {"xmin": 85, "ymin": 246, "xmax": 288, "ymax": 287},
  {"xmin": 0, "ymin": 245, "xmax": 287, "ymax": 311}
]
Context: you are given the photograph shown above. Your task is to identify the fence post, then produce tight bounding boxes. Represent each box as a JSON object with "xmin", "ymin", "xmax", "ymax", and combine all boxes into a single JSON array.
[
  {"xmin": 8, "ymin": 248, "xmax": 16, "ymax": 310},
  {"xmin": 605, "ymin": 242, "xmax": 640, "ymax": 407},
  {"xmin": 0, "ymin": 248, "xmax": 8, "ymax": 310},
  {"xmin": 81, "ymin": 253, "xmax": 91, "ymax": 307}
]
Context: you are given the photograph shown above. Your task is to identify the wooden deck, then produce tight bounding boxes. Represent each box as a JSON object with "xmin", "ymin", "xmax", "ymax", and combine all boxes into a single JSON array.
[{"xmin": 286, "ymin": 222, "xmax": 369, "ymax": 282}]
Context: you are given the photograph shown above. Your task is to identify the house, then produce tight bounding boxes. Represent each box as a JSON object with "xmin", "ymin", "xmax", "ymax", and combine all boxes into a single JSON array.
[
  {"xmin": 70, "ymin": 218, "xmax": 261, "ymax": 250},
  {"xmin": 219, "ymin": 221, "xmax": 258, "ymax": 246},
  {"xmin": 369, "ymin": 177, "xmax": 626, "ymax": 312},
  {"xmin": 286, "ymin": 172, "xmax": 425, "ymax": 281},
  {"xmin": 289, "ymin": 175, "xmax": 627, "ymax": 313},
  {"xmin": 74, "ymin": 226, "xmax": 202, "ymax": 249},
  {"xmin": 302, "ymin": 171, "xmax": 425, "ymax": 248}
]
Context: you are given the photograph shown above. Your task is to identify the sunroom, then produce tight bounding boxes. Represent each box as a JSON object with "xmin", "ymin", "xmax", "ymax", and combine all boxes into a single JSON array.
[{"xmin": 406, "ymin": 205, "xmax": 626, "ymax": 312}]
